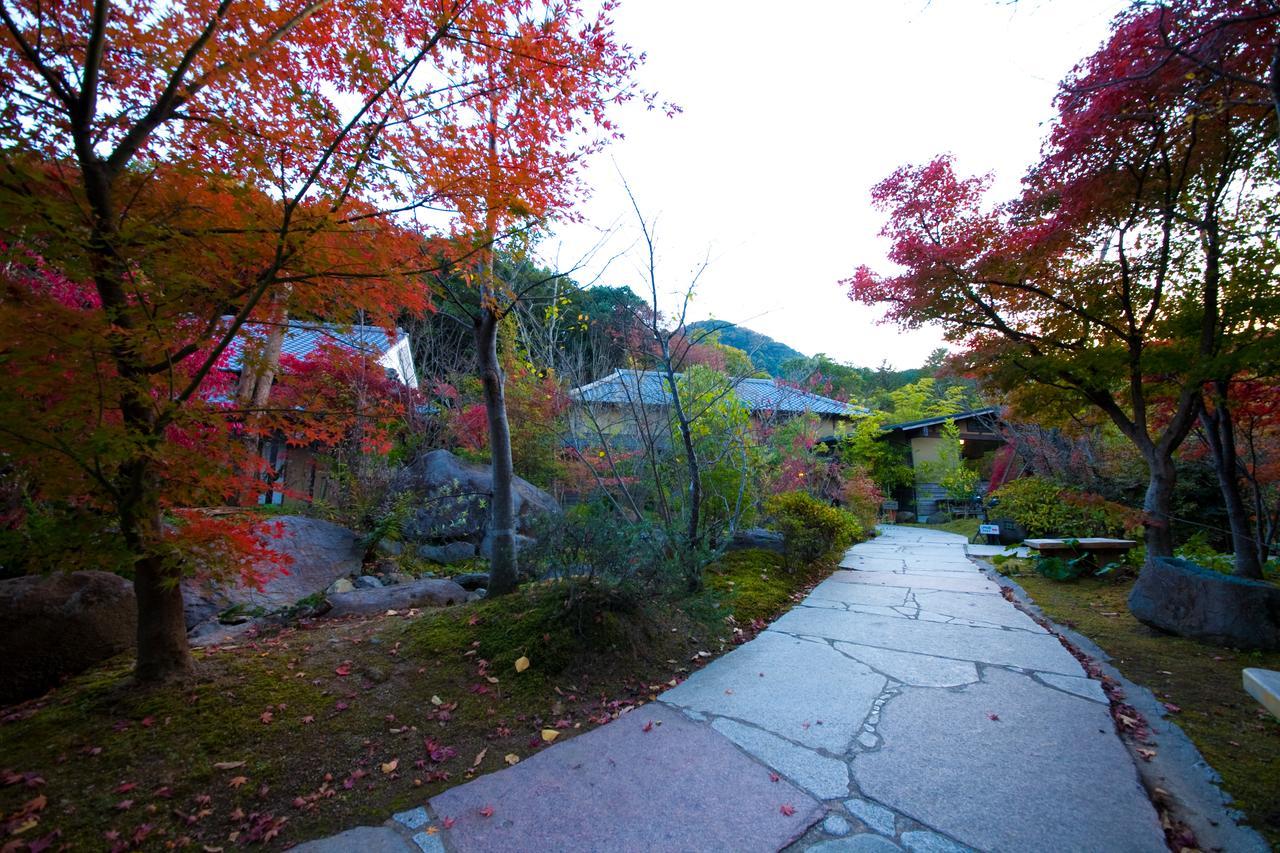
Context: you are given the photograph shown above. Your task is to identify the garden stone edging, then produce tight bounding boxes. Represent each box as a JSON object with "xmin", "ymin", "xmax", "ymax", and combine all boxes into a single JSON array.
[
  {"xmin": 1128, "ymin": 557, "xmax": 1280, "ymax": 650},
  {"xmin": 326, "ymin": 577, "xmax": 468, "ymax": 617}
]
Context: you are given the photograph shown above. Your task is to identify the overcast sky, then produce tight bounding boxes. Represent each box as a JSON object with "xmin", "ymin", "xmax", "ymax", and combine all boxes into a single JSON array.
[{"xmin": 545, "ymin": 0, "xmax": 1128, "ymax": 369}]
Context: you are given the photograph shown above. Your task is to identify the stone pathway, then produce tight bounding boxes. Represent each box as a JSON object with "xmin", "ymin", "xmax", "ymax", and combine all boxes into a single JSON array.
[{"xmin": 295, "ymin": 526, "xmax": 1166, "ymax": 853}]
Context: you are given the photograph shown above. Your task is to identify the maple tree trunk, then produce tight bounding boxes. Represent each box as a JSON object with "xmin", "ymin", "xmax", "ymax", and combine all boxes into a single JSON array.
[
  {"xmin": 1199, "ymin": 384, "xmax": 1264, "ymax": 578},
  {"xmin": 476, "ymin": 307, "xmax": 518, "ymax": 596},
  {"xmin": 1141, "ymin": 452, "xmax": 1177, "ymax": 560}
]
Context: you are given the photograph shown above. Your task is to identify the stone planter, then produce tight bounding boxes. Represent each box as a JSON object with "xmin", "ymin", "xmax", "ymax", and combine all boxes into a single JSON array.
[{"xmin": 1128, "ymin": 557, "xmax": 1280, "ymax": 650}]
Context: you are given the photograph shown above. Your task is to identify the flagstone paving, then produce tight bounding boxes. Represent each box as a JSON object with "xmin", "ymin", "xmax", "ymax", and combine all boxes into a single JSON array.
[{"xmin": 294, "ymin": 526, "xmax": 1167, "ymax": 853}]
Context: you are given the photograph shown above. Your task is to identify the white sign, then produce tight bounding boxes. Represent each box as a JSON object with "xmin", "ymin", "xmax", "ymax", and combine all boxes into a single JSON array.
[{"xmin": 979, "ymin": 524, "xmax": 1000, "ymax": 536}]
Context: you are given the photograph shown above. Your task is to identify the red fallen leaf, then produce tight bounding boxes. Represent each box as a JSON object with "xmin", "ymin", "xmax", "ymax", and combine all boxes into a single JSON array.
[
  {"xmin": 114, "ymin": 782, "xmax": 137, "ymax": 794},
  {"xmin": 641, "ymin": 721, "xmax": 654, "ymax": 733},
  {"xmin": 1163, "ymin": 703, "xmax": 1181, "ymax": 714},
  {"xmin": 335, "ymin": 664, "xmax": 352, "ymax": 677},
  {"xmin": 467, "ymin": 615, "xmax": 480, "ymax": 626},
  {"xmin": 443, "ymin": 816, "xmax": 456, "ymax": 829},
  {"xmin": 335, "ymin": 701, "xmax": 349, "ymax": 712},
  {"xmin": 780, "ymin": 804, "xmax": 796, "ymax": 816},
  {"xmin": 769, "ymin": 772, "xmax": 780, "ymax": 783},
  {"xmin": 115, "ymin": 799, "xmax": 134, "ymax": 810},
  {"xmin": 987, "ymin": 713, "xmax": 1000, "ymax": 721},
  {"xmin": 479, "ymin": 805, "xmax": 495, "ymax": 818},
  {"xmin": 260, "ymin": 711, "xmax": 274, "ymax": 724},
  {"xmin": 140, "ymin": 716, "xmax": 155, "ymax": 728},
  {"xmin": 229, "ymin": 776, "xmax": 248, "ymax": 789},
  {"xmin": 153, "ymin": 786, "xmax": 173, "ymax": 799},
  {"xmin": 301, "ymin": 715, "xmax": 315, "ymax": 724}
]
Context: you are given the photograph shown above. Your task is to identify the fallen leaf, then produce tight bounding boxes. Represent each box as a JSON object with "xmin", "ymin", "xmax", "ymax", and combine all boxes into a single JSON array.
[
  {"xmin": 301, "ymin": 716, "xmax": 315, "ymax": 725},
  {"xmin": 987, "ymin": 713, "xmax": 1000, "ymax": 722},
  {"xmin": 259, "ymin": 711, "xmax": 273, "ymax": 724},
  {"xmin": 504, "ymin": 754, "xmax": 519, "ymax": 766},
  {"xmin": 114, "ymin": 782, "xmax": 137, "ymax": 794},
  {"xmin": 1137, "ymin": 748, "xmax": 1157, "ymax": 761},
  {"xmin": 486, "ymin": 676, "xmax": 500, "ymax": 684},
  {"xmin": 430, "ymin": 695, "xmax": 443, "ymax": 706},
  {"xmin": 514, "ymin": 657, "xmax": 530, "ymax": 673},
  {"xmin": 443, "ymin": 817, "xmax": 456, "ymax": 829},
  {"xmin": 641, "ymin": 721, "xmax": 654, "ymax": 733},
  {"xmin": 115, "ymin": 799, "xmax": 134, "ymax": 811},
  {"xmin": 769, "ymin": 772, "xmax": 780, "ymax": 783},
  {"xmin": 1163, "ymin": 702, "xmax": 1181, "ymax": 714},
  {"xmin": 780, "ymin": 804, "xmax": 796, "ymax": 816},
  {"xmin": 380, "ymin": 759, "xmax": 398, "ymax": 774},
  {"xmin": 212, "ymin": 761, "xmax": 245, "ymax": 771},
  {"xmin": 479, "ymin": 805, "xmax": 494, "ymax": 818},
  {"xmin": 335, "ymin": 664, "xmax": 352, "ymax": 677},
  {"xmin": 541, "ymin": 729, "xmax": 559, "ymax": 743},
  {"xmin": 229, "ymin": 776, "xmax": 248, "ymax": 789},
  {"xmin": 472, "ymin": 748, "xmax": 488, "ymax": 767}
]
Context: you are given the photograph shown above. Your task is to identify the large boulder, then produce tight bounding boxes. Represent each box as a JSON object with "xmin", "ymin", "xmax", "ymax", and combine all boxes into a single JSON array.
[
  {"xmin": 326, "ymin": 577, "xmax": 468, "ymax": 617},
  {"xmin": 391, "ymin": 450, "xmax": 560, "ymax": 544},
  {"xmin": 726, "ymin": 527, "xmax": 785, "ymax": 554},
  {"xmin": 1129, "ymin": 557, "xmax": 1280, "ymax": 650},
  {"xmin": 417, "ymin": 541, "xmax": 478, "ymax": 564},
  {"xmin": 0, "ymin": 571, "xmax": 137, "ymax": 704},
  {"xmin": 182, "ymin": 515, "xmax": 364, "ymax": 629}
]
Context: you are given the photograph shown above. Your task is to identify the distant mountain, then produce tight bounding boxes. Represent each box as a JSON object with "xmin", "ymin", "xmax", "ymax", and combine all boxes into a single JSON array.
[{"xmin": 685, "ymin": 321, "xmax": 805, "ymax": 377}]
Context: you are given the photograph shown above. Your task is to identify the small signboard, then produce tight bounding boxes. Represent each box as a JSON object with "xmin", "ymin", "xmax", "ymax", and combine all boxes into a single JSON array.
[
  {"xmin": 979, "ymin": 523, "xmax": 1000, "ymax": 536},
  {"xmin": 882, "ymin": 500, "xmax": 898, "ymax": 510}
]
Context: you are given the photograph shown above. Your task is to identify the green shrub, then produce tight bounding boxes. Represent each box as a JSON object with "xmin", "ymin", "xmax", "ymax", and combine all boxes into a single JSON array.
[
  {"xmin": 989, "ymin": 477, "xmax": 1140, "ymax": 539},
  {"xmin": 522, "ymin": 503, "xmax": 675, "ymax": 593},
  {"xmin": 763, "ymin": 491, "xmax": 862, "ymax": 569}
]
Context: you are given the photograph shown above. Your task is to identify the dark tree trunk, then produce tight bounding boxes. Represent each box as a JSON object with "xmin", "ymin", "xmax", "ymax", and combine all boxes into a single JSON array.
[
  {"xmin": 121, "ymin": 463, "xmax": 194, "ymax": 683},
  {"xmin": 1141, "ymin": 452, "xmax": 1178, "ymax": 560},
  {"xmin": 475, "ymin": 307, "xmax": 518, "ymax": 596},
  {"xmin": 1199, "ymin": 384, "xmax": 1264, "ymax": 578}
]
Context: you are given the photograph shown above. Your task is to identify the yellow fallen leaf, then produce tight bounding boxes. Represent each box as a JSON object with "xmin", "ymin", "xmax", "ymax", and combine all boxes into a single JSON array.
[
  {"xmin": 504, "ymin": 754, "xmax": 520, "ymax": 766},
  {"xmin": 381, "ymin": 759, "xmax": 399, "ymax": 774},
  {"xmin": 430, "ymin": 695, "xmax": 443, "ymax": 706},
  {"xmin": 514, "ymin": 656, "xmax": 530, "ymax": 673},
  {"xmin": 541, "ymin": 729, "xmax": 559, "ymax": 743},
  {"xmin": 472, "ymin": 747, "xmax": 488, "ymax": 767}
]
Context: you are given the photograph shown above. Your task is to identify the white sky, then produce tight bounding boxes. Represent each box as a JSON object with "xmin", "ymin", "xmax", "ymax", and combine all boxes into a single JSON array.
[{"xmin": 545, "ymin": 0, "xmax": 1127, "ymax": 369}]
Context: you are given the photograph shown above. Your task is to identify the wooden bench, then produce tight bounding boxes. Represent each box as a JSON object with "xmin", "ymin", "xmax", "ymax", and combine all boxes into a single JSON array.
[{"xmin": 1024, "ymin": 538, "xmax": 1137, "ymax": 566}]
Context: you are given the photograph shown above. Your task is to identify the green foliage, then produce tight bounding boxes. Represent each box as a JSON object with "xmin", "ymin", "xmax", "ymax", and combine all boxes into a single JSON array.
[
  {"xmin": 917, "ymin": 420, "xmax": 980, "ymax": 500},
  {"xmin": 1175, "ymin": 533, "xmax": 1280, "ymax": 580},
  {"xmin": 763, "ymin": 491, "xmax": 863, "ymax": 569},
  {"xmin": 684, "ymin": 321, "xmax": 804, "ymax": 376},
  {"xmin": 522, "ymin": 503, "xmax": 674, "ymax": 593},
  {"xmin": 989, "ymin": 477, "xmax": 1139, "ymax": 538},
  {"xmin": 841, "ymin": 413, "xmax": 914, "ymax": 496},
  {"xmin": 703, "ymin": 548, "xmax": 825, "ymax": 625}
]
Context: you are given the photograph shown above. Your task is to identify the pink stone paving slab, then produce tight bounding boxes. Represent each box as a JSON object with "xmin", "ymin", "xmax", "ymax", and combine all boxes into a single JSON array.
[{"xmin": 429, "ymin": 701, "xmax": 821, "ymax": 853}]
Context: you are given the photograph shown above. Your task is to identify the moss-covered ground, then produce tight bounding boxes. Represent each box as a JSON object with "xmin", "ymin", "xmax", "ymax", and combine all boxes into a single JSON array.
[
  {"xmin": 998, "ymin": 564, "xmax": 1280, "ymax": 846},
  {"xmin": 0, "ymin": 547, "xmax": 837, "ymax": 850}
]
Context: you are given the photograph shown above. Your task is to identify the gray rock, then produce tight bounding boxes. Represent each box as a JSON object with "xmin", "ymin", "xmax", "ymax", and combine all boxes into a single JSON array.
[
  {"xmin": 353, "ymin": 575, "xmax": 383, "ymax": 589},
  {"xmin": 822, "ymin": 814, "xmax": 852, "ymax": 837},
  {"xmin": 328, "ymin": 578, "xmax": 355, "ymax": 594},
  {"xmin": 807, "ymin": 837, "xmax": 902, "ymax": 852},
  {"xmin": 844, "ymin": 797, "xmax": 896, "ymax": 836},
  {"xmin": 727, "ymin": 527, "xmax": 785, "ymax": 554},
  {"xmin": 182, "ymin": 516, "xmax": 363, "ymax": 628},
  {"xmin": 453, "ymin": 571, "xmax": 490, "ymax": 591},
  {"xmin": 392, "ymin": 449, "xmax": 560, "ymax": 543},
  {"xmin": 899, "ymin": 831, "xmax": 973, "ymax": 853},
  {"xmin": 375, "ymin": 539, "xmax": 404, "ymax": 557},
  {"xmin": 1129, "ymin": 557, "xmax": 1280, "ymax": 650},
  {"xmin": 894, "ymin": 510, "xmax": 916, "ymax": 524},
  {"xmin": 392, "ymin": 806, "xmax": 430, "ymax": 829},
  {"xmin": 326, "ymin": 577, "xmax": 468, "ymax": 616},
  {"xmin": 290, "ymin": 826, "xmax": 413, "ymax": 852},
  {"xmin": 467, "ymin": 589, "xmax": 487, "ymax": 602},
  {"xmin": 479, "ymin": 530, "xmax": 536, "ymax": 560},
  {"xmin": 416, "ymin": 541, "xmax": 477, "ymax": 564},
  {"xmin": 0, "ymin": 571, "xmax": 137, "ymax": 703}
]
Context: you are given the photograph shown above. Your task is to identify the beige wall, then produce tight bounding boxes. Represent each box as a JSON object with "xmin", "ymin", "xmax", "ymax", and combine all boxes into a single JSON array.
[{"xmin": 910, "ymin": 435, "xmax": 943, "ymax": 471}]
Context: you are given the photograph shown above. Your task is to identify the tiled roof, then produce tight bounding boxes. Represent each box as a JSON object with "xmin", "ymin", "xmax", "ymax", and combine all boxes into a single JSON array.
[
  {"xmin": 879, "ymin": 406, "xmax": 1001, "ymax": 433},
  {"xmin": 570, "ymin": 370, "xmax": 866, "ymax": 417},
  {"xmin": 226, "ymin": 321, "xmax": 398, "ymax": 371}
]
